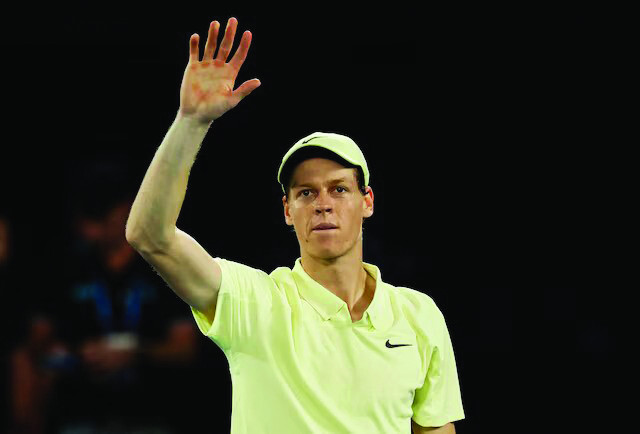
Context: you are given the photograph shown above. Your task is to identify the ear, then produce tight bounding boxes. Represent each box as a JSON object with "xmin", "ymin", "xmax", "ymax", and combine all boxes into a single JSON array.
[
  {"xmin": 283, "ymin": 195, "xmax": 294, "ymax": 226},
  {"xmin": 362, "ymin": 186, "xmax": 374, "ymax": 218}
]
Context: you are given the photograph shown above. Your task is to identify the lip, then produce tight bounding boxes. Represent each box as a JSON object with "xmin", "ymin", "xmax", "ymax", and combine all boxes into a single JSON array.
[{"xmin": 312, "ymin": 223, "xmax": 339, "ymax": 231}]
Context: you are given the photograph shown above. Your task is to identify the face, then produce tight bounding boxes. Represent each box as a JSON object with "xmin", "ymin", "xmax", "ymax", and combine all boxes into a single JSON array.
[{"xmin": 283, "ymin": 158, "xmax": 374, "ymax": 261}]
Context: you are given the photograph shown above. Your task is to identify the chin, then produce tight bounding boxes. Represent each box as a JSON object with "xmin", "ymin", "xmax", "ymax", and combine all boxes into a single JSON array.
[{"xmin": 307, "ymin": 241, "xmax": 354, "ymax": 261}]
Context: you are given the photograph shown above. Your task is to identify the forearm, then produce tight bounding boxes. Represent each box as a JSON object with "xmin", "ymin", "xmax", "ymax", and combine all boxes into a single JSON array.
[{"xmin": 126, "ymin": 111, "xmax": 212, "ymax": 250}]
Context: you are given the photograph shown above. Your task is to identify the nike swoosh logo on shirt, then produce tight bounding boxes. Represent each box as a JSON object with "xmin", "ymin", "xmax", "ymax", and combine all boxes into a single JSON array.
[{"xmin": 386, "ymin": 339, "xmax": 412, "ymax": 348}]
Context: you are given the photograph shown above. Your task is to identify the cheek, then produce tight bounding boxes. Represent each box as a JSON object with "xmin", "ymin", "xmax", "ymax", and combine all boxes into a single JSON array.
[
  {"xmin": 289, "ymin": 205, "xmax": 308, "ymax": 226},
  {"xmin": 344, "ymin": 201, "xmax": 362, "ymax": 222}
]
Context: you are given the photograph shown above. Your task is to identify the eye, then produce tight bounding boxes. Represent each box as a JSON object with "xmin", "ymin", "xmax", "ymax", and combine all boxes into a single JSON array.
[
  {"xmin": 300, "ymin": 189, "xmax": 311, "ymax": 197},
  {"xmin": 336, "ymin": 186, "xmax": 347, "ymax": 193}
]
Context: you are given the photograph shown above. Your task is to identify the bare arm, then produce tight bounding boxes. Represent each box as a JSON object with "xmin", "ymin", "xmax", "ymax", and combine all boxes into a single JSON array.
[
  {"xmin": 126, "ymin": 17, "xmax": 260, "ymax": 312},
  {"xmin": 126, "ymin": 113, "xmax": 212, "ymax": 250},
  {"xmin": 412, "ymin": 421, "xmax": 456, "ymax": 434}
]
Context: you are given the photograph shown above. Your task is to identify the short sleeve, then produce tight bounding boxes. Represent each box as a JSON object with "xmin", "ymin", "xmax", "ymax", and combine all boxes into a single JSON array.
[
  {"xmin": 190, "ymin": 257, "xmax": 275, "ymax": 355},
  {"xmin": 411, "ymin": 304, "xmax": 465, "ymax": 428}
]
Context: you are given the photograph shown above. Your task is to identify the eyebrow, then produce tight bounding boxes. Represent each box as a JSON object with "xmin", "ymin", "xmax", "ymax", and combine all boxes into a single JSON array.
[{"xmin": 291, "ymin": 177, "xmax": 350, "ymax": 189}]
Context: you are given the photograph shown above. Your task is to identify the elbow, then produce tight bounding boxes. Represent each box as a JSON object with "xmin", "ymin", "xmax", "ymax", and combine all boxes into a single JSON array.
[
  {"xmin": 125, "ymin": 223, "xmax": 143, "ymax": 248},
  {"xmin": 124, "ymin": 218, "xmax": 138, "ymax": 244},
  {"xmin": 125, "ymin": 226, "xmax": 173, "ymax": 253},
  {"xmin": 125, "ymin": 232, "xmax": 141, "ymax": 249},
  {"xmin": 125, "ymin": 232, "xmax": 146, "ymax": 252}
]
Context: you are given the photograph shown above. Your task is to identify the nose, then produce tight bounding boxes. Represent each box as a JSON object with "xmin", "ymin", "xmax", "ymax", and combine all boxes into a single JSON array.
[
  {"xmin": 314, "ymin": 190, "xmax": 333, "ymax": 214},
  {"xmin": 315, "ymin": 204, "xmax": 332, "ymax": 214}
]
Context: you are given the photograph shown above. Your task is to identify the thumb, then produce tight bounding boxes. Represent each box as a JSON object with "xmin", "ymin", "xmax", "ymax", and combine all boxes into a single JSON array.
[{"xmin": 232, "ymin": 79, "xmax": 261, "ymax": 103}]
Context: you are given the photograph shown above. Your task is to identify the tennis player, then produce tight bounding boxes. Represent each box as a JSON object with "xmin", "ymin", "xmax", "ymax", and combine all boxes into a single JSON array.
[{"xmin": 126, "ymin": 17, "xmax": 465, "ymax": 433}]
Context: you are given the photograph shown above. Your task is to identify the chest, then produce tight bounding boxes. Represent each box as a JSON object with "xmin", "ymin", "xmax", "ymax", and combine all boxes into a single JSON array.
[{"xmin": 288, "ymin": 313, "xmax": 423, "ymax": 412}]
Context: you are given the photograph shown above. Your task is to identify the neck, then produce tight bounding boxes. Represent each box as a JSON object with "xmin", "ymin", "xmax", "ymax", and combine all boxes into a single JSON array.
[{"xmin": 300, "ymin": 240, "xmax": 371, "ymax": 313}]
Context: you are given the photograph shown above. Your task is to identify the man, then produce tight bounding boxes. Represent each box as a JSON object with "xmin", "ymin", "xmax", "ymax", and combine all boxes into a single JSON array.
[{"xmin": 126, "ymin": 17, "xmax": 464, "ymax": 433}]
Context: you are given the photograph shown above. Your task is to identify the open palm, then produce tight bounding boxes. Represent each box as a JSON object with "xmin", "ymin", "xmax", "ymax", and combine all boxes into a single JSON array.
[{"xmin": 179, "ymin": 17, "xmax": 261, "ymax": 123}]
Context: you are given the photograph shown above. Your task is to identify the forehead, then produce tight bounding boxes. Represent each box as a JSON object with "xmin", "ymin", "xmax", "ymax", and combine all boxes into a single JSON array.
[{"xmin": 290, "ymin": 158, "xmax": 357, "ymax": 186}]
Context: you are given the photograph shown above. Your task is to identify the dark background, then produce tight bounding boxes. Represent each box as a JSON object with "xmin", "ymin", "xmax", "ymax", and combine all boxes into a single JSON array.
[{"xmin": 0, "ymin": 4, "xmax": 625, "ymax": 433}]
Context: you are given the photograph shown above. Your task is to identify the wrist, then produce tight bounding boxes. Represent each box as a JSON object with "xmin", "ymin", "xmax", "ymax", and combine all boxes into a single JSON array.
[{"xmin": 176, "ymin": 110, "xmax": 214, "ymax": 129}]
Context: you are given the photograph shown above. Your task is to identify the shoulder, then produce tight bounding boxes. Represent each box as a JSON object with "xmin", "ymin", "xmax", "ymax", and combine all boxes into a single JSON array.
[
  {"xmin": 216, "ymin": 257, "xmax": 271, "ymax": 276},
  {"xmin": 385, "ymin": 282, "xmax": 448, "ymax": 337},
  {"xmin": 269, "ymin": 265, "xmax": 297, "ymax": 285},
  {"xmin": 213, "ymin": 257, "xmax": 277, "ymax": 287},
  {"xmin": 387, "ymin": 282, "xmax": 443, "ymax": 319},
  {"xmin": 213, "ymin": 258, "xmax": 296, "ymax": 303}
]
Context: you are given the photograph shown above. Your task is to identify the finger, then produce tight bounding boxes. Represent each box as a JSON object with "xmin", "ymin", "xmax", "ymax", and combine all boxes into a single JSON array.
[
  {"xmin": 215, "ymin": 17, "xmax": 238, "ymax": 62},
  {"xmin": 231, "ymin": 78, "xmax": 261, "ymax": 104},
  {"xmin": 189, "ymin": 33, "xmax": 200, "ymax": 63},
  {"xmin": 203, "ymin": 21, "xmax": 220, "ymax": 61},
  {"xmin": 229, "ymin": 30, "xmax": 252, "ymax": 71}
]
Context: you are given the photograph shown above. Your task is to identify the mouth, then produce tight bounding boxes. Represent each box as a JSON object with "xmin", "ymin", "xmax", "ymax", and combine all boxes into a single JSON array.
[{"xmin": 312, "ymin": 224, "xmax": 339, "ymax": 231}]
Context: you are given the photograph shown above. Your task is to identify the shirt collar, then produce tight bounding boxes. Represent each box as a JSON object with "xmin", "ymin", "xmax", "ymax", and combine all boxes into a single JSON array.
[{"xmin": 291, "ymin": 257, "xmax": 393, "ymax": 331}]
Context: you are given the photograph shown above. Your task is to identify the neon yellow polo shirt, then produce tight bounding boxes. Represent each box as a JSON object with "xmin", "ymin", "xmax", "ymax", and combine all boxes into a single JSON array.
[{"xmin": 191, "ymin": 257, "xmax": 465, "ymax": 433}]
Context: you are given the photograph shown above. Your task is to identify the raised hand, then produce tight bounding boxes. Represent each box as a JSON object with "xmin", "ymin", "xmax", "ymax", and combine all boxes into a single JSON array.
[{"xmin": 178, "ymin": 17, "xmax": 261, "ymax": 123}]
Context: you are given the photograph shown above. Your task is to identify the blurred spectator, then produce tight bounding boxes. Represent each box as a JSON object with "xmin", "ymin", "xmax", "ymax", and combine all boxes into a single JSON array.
[
  {"xmin": 9, "ymin": 314, "xmax": 68, "ymax": 434},
  {"xmin": 3, "ymin": 210, "xmax": 69, "ymax": 434},
  {"xmin": 8, "ymin": 158, "xmax": 202, "ymax": 434}
]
